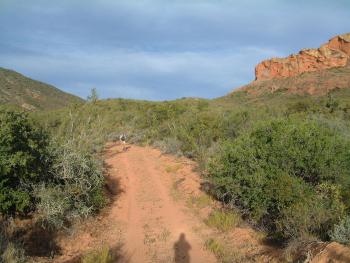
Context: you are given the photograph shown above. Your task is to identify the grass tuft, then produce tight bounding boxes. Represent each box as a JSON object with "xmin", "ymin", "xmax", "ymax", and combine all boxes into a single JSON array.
[
  {"xmin": 165, "ymin": 163, "xmax": 182, "ymax": 173},
  {"xmin": 81, "ymin": 246, "xmax": 113, "ymax": 263},
  {"xmin": 205, "ymin": 210, "xmax": 241, "ymax": 232},
  {"xmin": 187, "ymin": 195, "xmax": 213, "ymax": 209},
  {"xmin": 205, "ymin": 238, "xmax": 250, "ymax": 263}
]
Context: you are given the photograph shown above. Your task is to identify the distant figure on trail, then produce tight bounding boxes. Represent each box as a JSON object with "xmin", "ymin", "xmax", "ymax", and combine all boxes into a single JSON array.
[
  {"xmin": 119, "ymin": 133, "xmax": 127, "ymax": 145},
  {"xmin": 174, "ymin": 233, "xmax": 191, "ymax": 263},
  {"xmin": 119, "ymin": 133, "xmax": 128, "ymax": 151}
]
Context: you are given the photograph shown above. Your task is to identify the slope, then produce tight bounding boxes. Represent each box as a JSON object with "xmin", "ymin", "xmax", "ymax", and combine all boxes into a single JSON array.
[
  {"xmin": 237, "ymin": 64, "xmax": 350, "ymax": 96},
  {"xmin": 0, "ymin": 67, "xmax": 83, "ymax": 111}
]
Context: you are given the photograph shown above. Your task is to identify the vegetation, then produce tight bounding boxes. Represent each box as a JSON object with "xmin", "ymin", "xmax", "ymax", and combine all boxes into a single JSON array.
[
  {"xmin": 208, "ymin": 118, "xmax": 350, "ymax": 240},
  {"xmin": 31, "ymin": 86, "xmax": 350, "ymax": 244},
  {"xmin": 330, "ymin": 216, "xmax": 350, "ymax": 245},
  {"xmin": 0, "ymin": 110, "xmax": 51, "ymax": 215},
  {"xmin": 204, "ymin": 238, "xmax": 226, "ymax": 259},
  {"xmin": 204, "ymin": 238, "xmax": 250, "ymax": 263},
  {"xmin": 0, "ymin": 109, "xmax": 105, "ymax": 225},
  {"xmin": 81, "ymin": 246, "xmax": 113, "ymax": 263},
  {"xmin": 0, "ymin": 221, "xmax": 26, "ymax": 263},
  {"xmin": 87, "ymin": 88, "xmax": 99, "ymax": 104},
  {"xmin": 35, "ymin": 139, "xmax": 105, "ymax": 228},
  {"xmin": 205, "ymin": 210, "xmax": 241, "ymax": 232},
  {"xmin": 0, "ymin": 108, "xmax": 106, "ymax": 262},
  {"xmin": 2, "ymin": 65, "xmax": 350, "ymax": 260}
]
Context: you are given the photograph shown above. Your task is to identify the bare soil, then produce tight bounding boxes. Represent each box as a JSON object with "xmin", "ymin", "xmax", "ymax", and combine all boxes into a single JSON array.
[
  {"xmin": 33, "ymin": 142, "xmax": 350, "ymax": 263},
  {"xmin": 49, "ymin": 143, "xmax": 218, "ymax": 263},
  {"xmin": 20, "ymin": 142, "xmax": 350, "ymax": 263}
]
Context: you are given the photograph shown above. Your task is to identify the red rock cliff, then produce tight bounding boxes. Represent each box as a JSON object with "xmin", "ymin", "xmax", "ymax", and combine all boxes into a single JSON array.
[{"xmin": 255, "ymin": 33, "xmax": 350, "ymax": 81}]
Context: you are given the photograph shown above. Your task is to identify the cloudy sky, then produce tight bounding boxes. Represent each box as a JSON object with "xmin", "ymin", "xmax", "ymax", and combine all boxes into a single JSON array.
[{"xmin": 0, "ymin": 0, "xmax": 349, "ymax": 100}]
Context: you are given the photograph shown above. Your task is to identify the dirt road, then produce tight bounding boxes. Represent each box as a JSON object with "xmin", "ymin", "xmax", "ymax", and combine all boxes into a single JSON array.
[
  {"xmin": 51, "ymin": 143, "xmax": 281, "ymax": 263},
  {"xmin": 32, "ymin": 143, "xmax": 350, "ymax": 263},
  {"xmin": 104, "ymin": 143, "xmax": 216, "ymax": 263}
]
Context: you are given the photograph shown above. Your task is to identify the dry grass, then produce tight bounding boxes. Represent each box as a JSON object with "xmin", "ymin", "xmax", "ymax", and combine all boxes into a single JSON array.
[
  {"xmin": 164, "ymin": 163, "xmax": 182, "ymax": 173},
  {"xmin": 187, "ymin": 194, "xmax": 213, "ymax": 209},
  {"xmin": 205, "ymin": 238, "xmax": 251, "ymax": 263},
  {"xmin": 205, "ymin": 210, "xmax": 241, "ymax": 232},
  {"xmin": 81, "ymin": 246, "xmax": 113, "ymax": 263}
]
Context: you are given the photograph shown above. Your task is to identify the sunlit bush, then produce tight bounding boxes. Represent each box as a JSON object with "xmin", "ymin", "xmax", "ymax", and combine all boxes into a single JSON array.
[
  {"xmin": 208, "ymin": 118, "xmax": 350, "ymax": 240},
  {"xmin": 36, "ymin": 139, "xmax": 105, "ymax": 228}
]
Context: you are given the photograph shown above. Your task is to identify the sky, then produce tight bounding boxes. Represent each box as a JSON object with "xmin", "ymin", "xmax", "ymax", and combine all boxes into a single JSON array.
[{"xmin": 0, "ymin": 0, "xmax": 349, "ymax": 100}]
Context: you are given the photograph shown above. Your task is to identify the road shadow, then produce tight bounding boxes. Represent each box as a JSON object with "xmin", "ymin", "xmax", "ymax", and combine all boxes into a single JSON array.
[
  {"xmin": 174, "ymin": 233, "xmax": 192, "ymax": 263},
  {"xmin": 326, "ymin": 248, "xmax": 350, "ymax": 262},
  {"xmin": 14, "ymin": 221, "xmax": 61, "ymax": 258},
  {"xmin": 103, "ymin": 159, "xmax": 124, "ymax": 202},
  {"xmin": 103, "ymin": 142, "xmax": 132, "ymax": 160}
]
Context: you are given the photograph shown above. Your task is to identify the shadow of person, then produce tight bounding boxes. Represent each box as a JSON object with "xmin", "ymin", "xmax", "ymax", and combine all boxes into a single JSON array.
[{"xmin": 174, "ymin": 233, "xmax": 191, "ymax": 263}]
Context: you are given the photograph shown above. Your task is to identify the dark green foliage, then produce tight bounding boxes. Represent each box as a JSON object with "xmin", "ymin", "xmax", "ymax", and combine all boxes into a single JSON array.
[
  {"xmin": 0, "ymin": 109, "xmax": 106, "ymax": 229},
  {"xmin": 208, "ymin": 119, "xmax": 350, "ymax": 239},
  {"xmin": 0, "ymin": 110, "xmax": 51, "ymax": 214}
]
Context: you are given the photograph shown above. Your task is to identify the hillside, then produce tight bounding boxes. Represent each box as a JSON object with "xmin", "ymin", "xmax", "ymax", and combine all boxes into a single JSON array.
[
  {"xmin": 255, "ymin": 33, "xmax": 350, "ymax": 81},
  {"xmin": 228, "ymin": 33, "xmax": 350, "ymax": 97},
  {"xmin": 235, "ymin": 64, "xmax": 350, "ymax": 96},
  {"xmin": 0, "ymin": 67, "xmax": 83, "ymax": 110}
]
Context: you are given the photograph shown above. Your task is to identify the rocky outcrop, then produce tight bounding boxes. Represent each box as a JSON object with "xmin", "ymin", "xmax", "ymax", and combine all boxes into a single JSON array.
[{"xmin": 255, "ymin": 33, "xmax": 350, "ymax": 81}]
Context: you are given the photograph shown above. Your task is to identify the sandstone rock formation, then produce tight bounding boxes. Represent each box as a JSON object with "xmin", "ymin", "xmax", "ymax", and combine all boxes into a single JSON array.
[{"xmin": 255, "ymin": 33, "xmax": 350, "ymax": 81}]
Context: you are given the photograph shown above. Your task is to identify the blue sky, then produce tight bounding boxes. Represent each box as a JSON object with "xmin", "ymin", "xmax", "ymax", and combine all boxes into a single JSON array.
[{"xmin": 0, "ymin": 0, "xmax": 349, "ymax": 100}]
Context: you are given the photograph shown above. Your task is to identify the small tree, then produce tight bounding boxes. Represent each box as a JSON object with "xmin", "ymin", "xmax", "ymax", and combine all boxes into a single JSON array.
[
  {"xmin": 87, "ymin": 88, "xmax": 99, "ymax": 104},
  {"xmin": 0, "ymin": 110, "xmax": 51, "ymax": 215}
]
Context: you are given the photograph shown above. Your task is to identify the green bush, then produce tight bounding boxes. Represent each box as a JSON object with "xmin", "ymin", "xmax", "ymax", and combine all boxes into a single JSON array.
[
  {"xmin": 35, "ymin": 139, "xmax": 105, "ymax": 228},
  {"xmin": 0, "ymin": 109, "xmax": 105, "ymax": 228},
  {"xmin": 330, "ymin": 216, "xmax": 350, "ymax": 245},
  {"xmin": 0, "ymin": 110, "xmax": 51, "ymax": 215},
  {"xmin": 208, "ymin": 118, "xmax": 350, "ymax": 240}
]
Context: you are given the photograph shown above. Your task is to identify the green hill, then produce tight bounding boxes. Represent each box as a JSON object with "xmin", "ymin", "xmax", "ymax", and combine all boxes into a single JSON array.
[{"xmin": 0, "ymin": 67, "xmax": 83, "ymax": 110}]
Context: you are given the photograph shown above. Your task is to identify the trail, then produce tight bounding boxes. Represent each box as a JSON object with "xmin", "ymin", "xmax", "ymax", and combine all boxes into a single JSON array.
[
  {"xmin": 104, "ymin": 143, "xmax": 216, "ymax": 263},
  {"xmin": 50, "ymin": 143, "xmax": 282, "ymax": 263},
  {"xmin": 27, "ymin": 142, "xmax": 350, "ymax": 263}
]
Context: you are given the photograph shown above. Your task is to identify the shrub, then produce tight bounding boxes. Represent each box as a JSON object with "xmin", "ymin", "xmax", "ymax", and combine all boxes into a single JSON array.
[
  {"xmin": 34, "ymin": 185, "xmax": 70, "ymax": 228},
  {"xmin": 208, "ymin": 118, "xmax": 350, "ymax": 240},
  {"xmin": 205, "ymin": 210, "xmax": 241, "ymax": 232},
  {"xmin": 153, "ymin": 138, "xmax": 183, "ymax": 156},
  {"xmin": 35, "ymin": 140, "xmax": 105, "ymax": 228},
  {"xmin": 330, "ymin": 216, "xmax": 350, "ymax": 245},
  {"xmin": 0, "ymin": 110, "xmax": 51, "ymax": 215}
]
